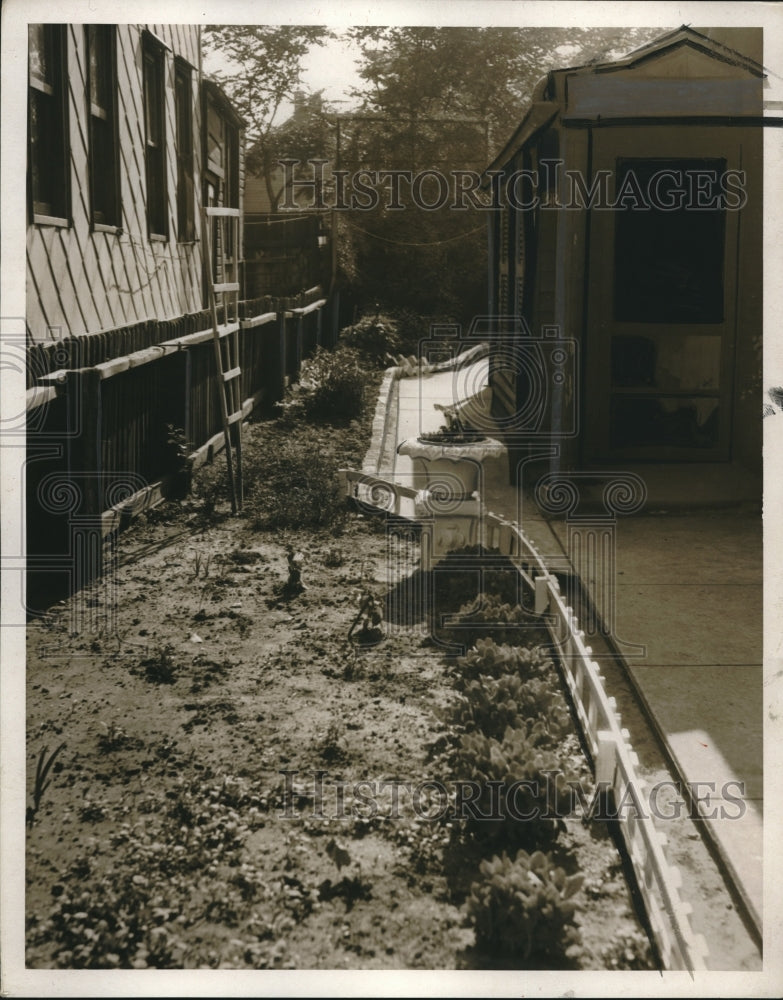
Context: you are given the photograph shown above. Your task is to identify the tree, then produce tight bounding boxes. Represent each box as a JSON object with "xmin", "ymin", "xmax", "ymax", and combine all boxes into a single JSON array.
[
  {"xmin": 339, "ymin": 26, "xmax": 666, "ymax": 322},
  {"xmin": 349, "ymin": 26, "xmax": 665, "ymax": 160},
  {"xmin": 202, "ymin": 26, "xmax": 334, "ymax": 209}
]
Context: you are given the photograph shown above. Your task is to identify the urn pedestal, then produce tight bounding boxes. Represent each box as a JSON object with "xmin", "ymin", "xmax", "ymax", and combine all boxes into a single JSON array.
[{"xmin": 396, "ymin": 436, "xmax": 506, "ymax": 569}]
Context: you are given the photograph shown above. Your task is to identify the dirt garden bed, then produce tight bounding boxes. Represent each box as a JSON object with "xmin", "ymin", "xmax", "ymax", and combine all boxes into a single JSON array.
[{"xmin": 25, "ymin": 344, "xmax": 656, "ymax": 972}]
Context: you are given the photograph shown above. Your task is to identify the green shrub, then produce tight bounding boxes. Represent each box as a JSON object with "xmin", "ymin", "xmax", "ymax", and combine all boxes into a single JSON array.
[
  {"xmin": 447, "ymin": 671, "xmax": 571, "ymax": 746},
  {"xmin": 455, "ymin": 638, "xmax": 553, "ymax": 684},
  {"xmin": 338, "ymin": 313, "xmax": 400, "ymax": 365},
  {"xmin": 452, "ymin": 727, "xmax": 578, "ymax": 849},
  {"xmin": 242, "ymin": 425, "xmax": 347, "ymax": 532},
  {"xmin": 437, "ymin": 594, "xmax": 550, "ymax": 651},
  {"xmin": 391, "ymin": 309, "xmax": 457, "ymax": 358},
  {"xmin": 466, "ymin": 849, "xmax": 584, "ymax": 966},
  {"xmin": 278, "ymin": 346, "xmax": 367, "ymax": 424}
]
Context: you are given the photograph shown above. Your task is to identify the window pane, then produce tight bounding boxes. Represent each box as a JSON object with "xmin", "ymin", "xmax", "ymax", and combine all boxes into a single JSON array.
[
  {"xmin": 143, "ymin": 39, "xmax": 167, "ymax": 236},
  {"xmin": 29, "ymin": 25, "xmax": 50, "ymax": 86},
  {"xmin": 88, "ymin": 26, "xmax": 111, "ymax": 115},
  {"xmin": 614, "ymin": 158, "xmax": 726, "ymax": 324},
  {"xmin": 28, "ymin": 25, "xmax": 68, "ymax": 220},
  {"xmin": 611, "ymin": 334, "xmax": 722, "ymax": 390},
  {"xmin": 175, "ymin": 62, "xmax": 194, "ymax": 240},
  {"xmin": 610, "ymin": 396, "xmax": 720, "ymax": 450}
]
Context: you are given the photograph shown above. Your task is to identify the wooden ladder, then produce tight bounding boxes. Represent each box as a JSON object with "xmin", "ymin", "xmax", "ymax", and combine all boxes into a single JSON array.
[{"xmin": 203, "ymin": 206, "xmax": 243, "ymax": 513}]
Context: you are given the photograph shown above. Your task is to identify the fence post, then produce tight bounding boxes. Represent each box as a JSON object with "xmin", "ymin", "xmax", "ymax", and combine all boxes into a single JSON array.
[
  {"xmin": 296, "ymin": 297, "xmax": 304, "ymax": 375},
  {"xmin": 277, "ymin": 303, "xmax": 287, "ymax": 401},
  {"xmin": 182, "ymin": 346, "xmax": 193, "ymax": 451},
  {"xmin": 64, "ymin": 367, "xmax": 106, "ymax": 608},
  {"xmin": 66, "ymin": 368, "xmax": 102, "ymax": 520}
]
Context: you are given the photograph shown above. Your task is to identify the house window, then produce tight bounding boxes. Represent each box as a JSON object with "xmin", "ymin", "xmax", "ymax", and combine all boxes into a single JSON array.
[
  {"xmin": 614, "ymin": 158, "xmax": 726, "ymax": 324},
  {"xmin": 28, "ymin": 24, "xmax": 69, "ymax": 223},
  {"xmin": 175, "ymin": 58, "xmax": 195, "ymax": 241},
  {"xmin": 86, "ymin": 25, "xmax": 120, "ymax": 228},
  {"xmin": 225, "ymin": 122, "xmax": 239, "ymax": 208},
  {"xmin": 143, "ymin": 32, "xmax": 167, "ymax": 238}
]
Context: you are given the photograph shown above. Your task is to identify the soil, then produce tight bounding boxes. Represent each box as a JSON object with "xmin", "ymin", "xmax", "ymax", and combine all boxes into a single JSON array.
[{"xmin": 25, "ymin": 416, "xmax": 658, "ymax": 972}]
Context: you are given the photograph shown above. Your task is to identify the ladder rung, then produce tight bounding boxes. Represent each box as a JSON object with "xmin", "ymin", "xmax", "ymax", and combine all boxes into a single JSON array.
[
  {"xmin": 213, "ymin": 283, "xmax": 240, "ymax": 293},
  {"xmin": 227, "ymin": 411, "xmax": 243, "ymax": 425},
  {"xmin": 222, "ymin": 367, "xmax": 241, "ymax": 382}
]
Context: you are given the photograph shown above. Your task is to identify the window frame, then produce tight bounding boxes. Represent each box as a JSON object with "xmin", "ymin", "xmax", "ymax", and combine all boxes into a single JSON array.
[
  {"xmin": 174, "ymin": 56, "xmax": 195, "ymax": 242},
  {"xmin": 142, "ymin": 30, "xmax": 168, "ymax": 240},
  {"xmin": 28, "ymin": 23, "xmax": 71, "ymax": 226},
  {"xmin": 85, "ymin": 24, "xmax": 121, "ymax": 231}
]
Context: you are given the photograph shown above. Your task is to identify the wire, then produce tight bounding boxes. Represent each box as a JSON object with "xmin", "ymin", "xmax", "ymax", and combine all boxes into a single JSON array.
[
  {"xmin": 342, "ymin": 218, "xmax": 485, "ymax": 247},
  {"xmin": 244, "ymin": 216, "xmax": 315, "ymax": 225}
]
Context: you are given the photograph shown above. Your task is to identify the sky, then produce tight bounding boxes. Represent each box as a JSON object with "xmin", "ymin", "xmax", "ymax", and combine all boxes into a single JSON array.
[{"xmin": 202, "ymin": 31, "xmax": 366, "ymax": 124}]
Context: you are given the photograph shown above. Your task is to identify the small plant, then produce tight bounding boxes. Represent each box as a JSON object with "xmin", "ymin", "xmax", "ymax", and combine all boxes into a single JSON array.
[
  {"xmin": 164, "ymin": 424, "xmax": 190, "ymax": 469},
  {"xmin": 277, "ymin": 346, "xmax": 369, "ymax": 425},
  {"xmin": 27, "ymin": 742, "xmax": 66, "ymax": 828},
  {"xmin": 163, "ymin": 425, "xmax": 192, "ymax": 500},
  {"xmin": 193, "ymin": 470, "xmax": 226, "ymax": 524},
  {"xmin": 455, "ymin": 638, "xmax": 555, "ymax": 684},
  {"xmin": 228, "ymin": 547, "xmax": 264, "ymax": 566},
  {"xmin": 466, "ymin": 849, "xmax": 584, "ymax": 966},
  {"xmin": 452, "ymin": 727, "xmax": 579, "ymax": 849},
  {"xmin": 79, "ymin": 798, "xmax": 108, "ymax": 824},
  {"xmin": 438, "ymin": 595, "xmax": 550, "ymax": 650},
  {"xmin": 190, "ymin": 550, "xmax": 212, "ymax": 579},
  {"xmin": 445, "ymin": 672, "xmax": 571, "ymax": 746},
  {"xmin": 338, "ymin": 313, "xmax": 400, "ymax": 365},
  {"xmin": 419, "ymin": 403, "xmax": 484, "ymax": 444},
  {"xmin": 600, "ymin": 930, "xmax": 655, "ymax": 970},
  {"xmin": 97, "ymin": 721, "xmax": 144, "ymax": 754},
  {"xmin": 281, "ymin": 546, "xmax": 304, "ymax": 598},
  {"xmin": 317, "ymin": 720, "xmax": 348, "ymax": 765},
  {"xmin": 138, "ymin": 643, "xmax": 178, "ymax": 685},
  {"xmin": 323, "ymin": 546, "xmax": 344, "ymax": 568},
  {"xmin": 347, "ymin": 586, "xmax": 384, "ymax": 646}
]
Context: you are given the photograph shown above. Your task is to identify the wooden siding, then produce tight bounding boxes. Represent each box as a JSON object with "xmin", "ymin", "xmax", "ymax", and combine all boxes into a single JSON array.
[{"xmin": 26, "ymin": 24, "xmax": 204, "ymax": 344}]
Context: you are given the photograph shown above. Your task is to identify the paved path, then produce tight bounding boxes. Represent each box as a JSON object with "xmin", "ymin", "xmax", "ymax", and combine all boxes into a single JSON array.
[{"xmin": 381, "ymin": 359, "xmax": 763, "ymax": 943}]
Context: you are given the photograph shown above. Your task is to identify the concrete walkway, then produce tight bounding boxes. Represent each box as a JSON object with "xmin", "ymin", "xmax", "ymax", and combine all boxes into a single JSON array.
[{"xmin": 380, "ymin": 358, "xmax": 763, "ymax": 944}]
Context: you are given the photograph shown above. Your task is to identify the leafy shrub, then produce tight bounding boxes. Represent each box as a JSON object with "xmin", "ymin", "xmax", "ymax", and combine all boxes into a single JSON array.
[
  {"xmin": 447, "ymin": 671, "xmax": 571, "ymax": 746},
  {"xmin": 455, "ymin": 638, "xmax": 554, "ymax": 684},
  {"xmin": 391, "ymin": 308, "xmax": 457, "ymax": 358},
  {"xmin": 242, "ymin": 424, "xmax": 348, "ymax": 532},
  {"xmin": 452, "ymin": 727, "xmax": 579, "ymax": 849},
  {"xmin": 437, "ymin": 593, "xmax": 550, "ymax": 651},
  {"xmin": 466, "ymin": 849, "xmax": 584, "ymax": 966},
  {"xmin": 600, "ymin": 930, "xmax": 655, "ymax": 970},
  {"xmin": 338, "ymin": 313, "xmax": 400, "ymax": 364},
  {"xmin": 278, "ymin": 346, "xmax": 368, "ymax": 424}
]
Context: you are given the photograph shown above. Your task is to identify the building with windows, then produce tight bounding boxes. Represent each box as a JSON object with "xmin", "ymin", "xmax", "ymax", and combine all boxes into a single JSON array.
[
  {"xmin": 26, "ymin": 24, "xmax": 243, "ymax": 347},
  {"xmin": 485, "ymin": 26, "xmax": 777, "ymax": 498}
]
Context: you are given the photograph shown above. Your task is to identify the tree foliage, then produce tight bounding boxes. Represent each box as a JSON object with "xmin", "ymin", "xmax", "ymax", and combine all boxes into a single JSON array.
[
  {"xmin": 202, "ymin": 26, "xmax": 334, "ymax": 209},
  {"xmin": 338, "ymin": 26, "xmax": 665, "ymax": 321},
  {"xmin": 349, "ymin": 26, "xmax": 664, "ymax": 160}
]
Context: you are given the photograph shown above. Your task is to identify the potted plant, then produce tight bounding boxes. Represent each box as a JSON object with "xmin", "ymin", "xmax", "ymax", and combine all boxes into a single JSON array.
[{"xmin": 397, "ymin": 406, "xmax": 505, "ymax": 503}]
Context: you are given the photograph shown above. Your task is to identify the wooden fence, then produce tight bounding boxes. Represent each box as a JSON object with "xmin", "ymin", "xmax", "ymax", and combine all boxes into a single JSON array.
[{"xmin": 25, "ymin": 287, "xmax": 334, "ymax": 612}]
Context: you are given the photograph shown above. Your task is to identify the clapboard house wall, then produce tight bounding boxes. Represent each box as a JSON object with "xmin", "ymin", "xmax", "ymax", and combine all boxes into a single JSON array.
[{"xmin": 26, "ymin": 24, "xmax": 204, "ymax": 344}]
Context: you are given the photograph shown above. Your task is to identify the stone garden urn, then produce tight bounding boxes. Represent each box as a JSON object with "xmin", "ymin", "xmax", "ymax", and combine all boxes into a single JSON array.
[{"xmin": 397, "ymin": 433, "xmax": 505, "ymax": 504}]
